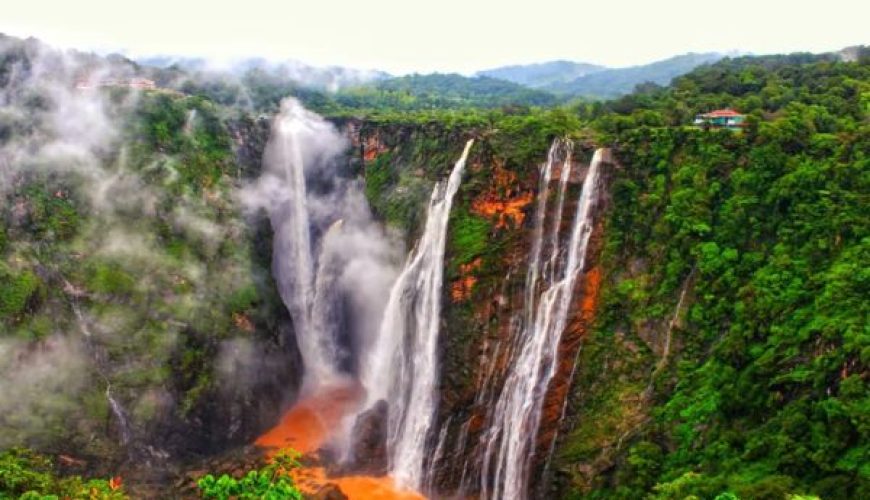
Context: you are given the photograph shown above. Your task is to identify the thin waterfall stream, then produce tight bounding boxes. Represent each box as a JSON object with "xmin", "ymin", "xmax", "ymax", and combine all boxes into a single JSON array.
[
  {"xmin": 479, "ymin": 146, "xmax": 605, "ymax": 500},
  {"xmin": 361, "ymin": 139, "xmax": 474, "ymax": 490}
]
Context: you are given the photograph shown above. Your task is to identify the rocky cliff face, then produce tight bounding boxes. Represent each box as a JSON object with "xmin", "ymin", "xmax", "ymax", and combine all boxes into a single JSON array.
[
  {"xmin": 342, "ymin": 119, "xmax": 613, "ymax": 498},
  {"xmin": 339, "ymin": 112, "xmax": 869, "ymax": 500},
  {"xmin": 434, "ymin": 147, "xmax": 613, "ymax": 499}
]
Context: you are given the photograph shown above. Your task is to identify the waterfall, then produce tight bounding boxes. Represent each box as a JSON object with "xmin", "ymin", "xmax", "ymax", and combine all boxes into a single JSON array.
[
  {"xmin": 647, "ymin": 266, "xmax": 696, "ymax": 391},
  {"xmin": 246, "ymin": 98, "xmax": 399, "ymax": 404},
  {"xmin": 480, "ymin": 146, "xmax": 604, "ymax": 500},
  {"xmin": 106, "ymin": 385, "xmax": 132, "ymax": 445},
  {"xmin": 267, "ymin": 101, "xmax": 322, "ymax": 383},
  {"xmin": 71, "ymin": 301, "xmax": 132, "ymax": 447},
  {"xmin": 309, "ymin": 220, "xmax": 349, "ymax": 372},
  {"xmin": 544, "ymin": 141, "xmax": 574, "ymax": 283},
  {"xmin": 360, "ymin": 139, "xmax": 474, "ymax": 490}
]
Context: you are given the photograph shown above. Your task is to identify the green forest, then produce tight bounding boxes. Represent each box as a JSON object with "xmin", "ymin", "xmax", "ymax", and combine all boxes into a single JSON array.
[{"xmin": 558, "ymin": 52, "xmax": 869, "ymax": 499}]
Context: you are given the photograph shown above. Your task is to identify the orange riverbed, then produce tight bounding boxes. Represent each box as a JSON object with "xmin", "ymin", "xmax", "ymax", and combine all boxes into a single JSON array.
[
  {"xmin": 256, "ymin": 381, "xmax": 425, "ymax": 500},
  {"xmin": 293, "ymin": 466, "xmax": 424, "ymax": 500},
  {"xmin": 256, "ymin": 382, "xmax": 362, "ymax": 454}
]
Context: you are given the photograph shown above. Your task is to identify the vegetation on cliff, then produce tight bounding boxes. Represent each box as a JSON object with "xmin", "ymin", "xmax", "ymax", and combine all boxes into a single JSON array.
[
  {"xmin": 0, "ymin": 448, "xmax": 127, "ymax": 499},
  {"xmin": 196, "ymin": 451, "xmax": 303, "ymax": 500},
  {"xmin": 553, "ymin": 51, "xmax": 869, "ymax": 500},
  {"xmin": 335, "ymin": 49, "xmax": 868, "ymax": 499},
  {"xmin": 0, "ymin": 37, "xmax": 298, "ymax": 483}
]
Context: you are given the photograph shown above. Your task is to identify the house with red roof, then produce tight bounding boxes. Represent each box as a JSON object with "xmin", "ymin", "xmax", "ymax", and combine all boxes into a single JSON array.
[{"xmin": 693, "ymin": 108, "xmax": 746, "ymax": 129}]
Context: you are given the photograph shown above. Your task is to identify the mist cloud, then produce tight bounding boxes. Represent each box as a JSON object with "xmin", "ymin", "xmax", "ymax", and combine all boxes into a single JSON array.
[
  {"xmin": 0, "ymin": 38, "xmax": 182, "ymax": 452},
  {"xmin": 0, "ymin": 336, "xmax": 90, "ymax": 447},
  {"xmin": 239, "ymin": 98, "xmax": 401, "ymax": 391}
]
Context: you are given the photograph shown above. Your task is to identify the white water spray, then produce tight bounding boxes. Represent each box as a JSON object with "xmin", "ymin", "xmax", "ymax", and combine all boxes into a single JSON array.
[
  {"xmin": 106, "ymin": 385, "xmax": 132, "ymax": 445},
  {"xmin": 246, "ymin": 98, "xmax": 398, "ymax": 394},
  {"xmin": 361, "ymin": 139, "xmax": 474, "ymax": 489},
  {"xmin": 480, "ymin": 146, "xmax": 604, "ymax": 500},
  {"xmin": 268, "ymin": 104, "xmax": 322, "ymax": 381}
]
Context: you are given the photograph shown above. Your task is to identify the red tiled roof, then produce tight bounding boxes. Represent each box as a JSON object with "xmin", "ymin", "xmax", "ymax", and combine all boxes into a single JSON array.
[{"xmin": 702, "ymin": 108, "xmax": 744, "ymax": 118}]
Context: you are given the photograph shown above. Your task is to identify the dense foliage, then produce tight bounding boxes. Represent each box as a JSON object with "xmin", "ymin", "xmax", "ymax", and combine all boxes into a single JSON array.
[
  {"xmin": 166, "ymin": 70, "xmax": 560, "ymax": 113},
  {"xmin": 556, "ymin": 51, "xmax": 869, "ymax": 499},
  {"xmin": 196, "ymin": 451, "xmax": 303, "ymax": 500},
  {"xmin": 584, "ymin": 51, "xmax": 862, "ymax": 132},
  {"xmin": 0, "ymin": 35, "xmax": 295, "ymax": 469},
  {"xmin": 332, "ymin": 73, "xmax": 559, "ymax": 110},
  {"xmin": 0, "ymin": 448, "xmax": 126, "ymax": 499}
]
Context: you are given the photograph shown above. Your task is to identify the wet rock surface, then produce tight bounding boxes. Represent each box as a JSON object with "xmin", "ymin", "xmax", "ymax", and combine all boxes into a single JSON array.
[
  {"xmin": 346, "ymin": 400, "xmax": 389, "ymax": 476},
  {"xmin": 310, "ymin": 483, "xmax": 350, "ymax": 500}
]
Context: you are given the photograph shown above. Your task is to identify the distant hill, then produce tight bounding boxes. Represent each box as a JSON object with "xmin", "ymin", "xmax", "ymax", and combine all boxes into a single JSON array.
[
  {"xmin": 476, "ymin": 60, "xmax": 606, "ymax": 88},
  {"xmin": 335, "ymin": 73, "xmax": 559, "ymax": 109},
  {"xmin": 544, "ymin": 52, "xmax": 725, "ymax": 98}
]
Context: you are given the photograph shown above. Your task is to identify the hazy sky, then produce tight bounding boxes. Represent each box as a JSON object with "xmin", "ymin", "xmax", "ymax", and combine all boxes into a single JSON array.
[{"xmin": 3, "ymin": 0, "xmax": 867, "ymax": 74}]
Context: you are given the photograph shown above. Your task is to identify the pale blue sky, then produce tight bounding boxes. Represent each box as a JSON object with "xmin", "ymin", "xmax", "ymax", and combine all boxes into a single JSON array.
[{"xmin": 2, "ymin": 0, "xmax": 867, "ymax": 74}]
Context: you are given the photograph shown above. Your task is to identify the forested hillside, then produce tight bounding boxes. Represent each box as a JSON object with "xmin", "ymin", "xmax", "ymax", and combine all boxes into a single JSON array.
[
  {"xmin": 551, "ymin": 49, "xmax": 870, "ymax": 500},
  {"xmin": 544, "ymin": 52, "xmax": 725, "ymax": 98},
  {"xmin": 0, "ymin": 36, "xmax": 300, "ymax": 496},
  {"xmin": 477, "ymin": 60, "xmax": 606, "ymax": 88},
  {"xmin": 311, "ymin": 49, "xmax": 869, "ymax": 500},
  {"xmin": 329, "ymin": 49, "xmax": 870, "ymax": 500},
  {"xmin": 333, "ymin": 73, "xmax": 560, "ymax": 109}
]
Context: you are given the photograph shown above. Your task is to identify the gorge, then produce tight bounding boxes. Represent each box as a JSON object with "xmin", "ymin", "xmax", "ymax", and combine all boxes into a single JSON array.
[
  {"xmin": 0, "ymin": 34, "xmax": 867, "ymax": 500},
  {"xmin": 247, "ymin": 97, "xmax": 606, "ymax": 499}
]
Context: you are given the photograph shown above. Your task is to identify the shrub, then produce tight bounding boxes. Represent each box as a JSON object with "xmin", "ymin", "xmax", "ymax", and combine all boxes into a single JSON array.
[
  {"xmin": 0, "ymin": 267, "xmax": 40, "ymax": 319},
  {"xmin": 23, "ymin": 187, "xmax": 80, "ymax": 241},
  {"xmin": 86, "ymin": 261, "xmax": 135, "ymax": 295},
  {"xmin": 449, "ymin": 209, "xmax": 490, "ymax": 267},
  {"xmin": 0, "ymin": 448, "xmax": 126, "ymax": 499},
  {"xmin": 196, "ymin": 450, "xmax": 303, "ymax": 500}
]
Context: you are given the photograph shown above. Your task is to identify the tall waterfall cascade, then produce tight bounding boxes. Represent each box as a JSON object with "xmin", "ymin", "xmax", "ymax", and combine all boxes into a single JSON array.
[
  {"xmin": 360, "ymin": 139, "xmax": 475, "ymax": 490},
  {"xmin": 249, "ymin": 98, "xmax": 398, "ymax": 396},
  {"xmin": 477, "ymin": 145, "xmax": 605, "ymax": 500},
  {"xmin": 268, "ymin": 102, "xmax": 321, "ymax": 381}
]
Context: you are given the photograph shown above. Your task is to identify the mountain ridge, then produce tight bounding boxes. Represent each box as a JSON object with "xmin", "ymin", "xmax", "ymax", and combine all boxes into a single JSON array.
[
  {"xmin": 476, "ymin": 52, "xmax": 730, "ymax": 98},
  {"xmin": 476, "ymin": 60, "xmax": 606, "ymax": 88},
  {"xmin": 545, "ymin": 52, "xmax": 726, "ymax": 97}
]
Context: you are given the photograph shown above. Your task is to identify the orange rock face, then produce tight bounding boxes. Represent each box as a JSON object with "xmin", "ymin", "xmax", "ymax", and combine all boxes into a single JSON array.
[
  {"xmin": 471, "ymin": 193, "xmax": 534, "ymax": 229},
  {"xmin": 232, "ymin": 312, "xmax": 255, "ymax": 333},
  {"xmin": 451, "ymin": 258, "xmax": 482, "ymax": 302},
  {"xmin": 536, "ymin": 218, "xmax": 605, "ymax": 456},
  {"xmin": 470, "ymin": 159, "xmax": 534, "ymax": 229},
  {"xmin": 536, "ymin": 266, "xmax": 602, "ymax": 453},
  {"xmin": 363, "ymin": 134, "xmax": 390, "ymax": 162}
]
